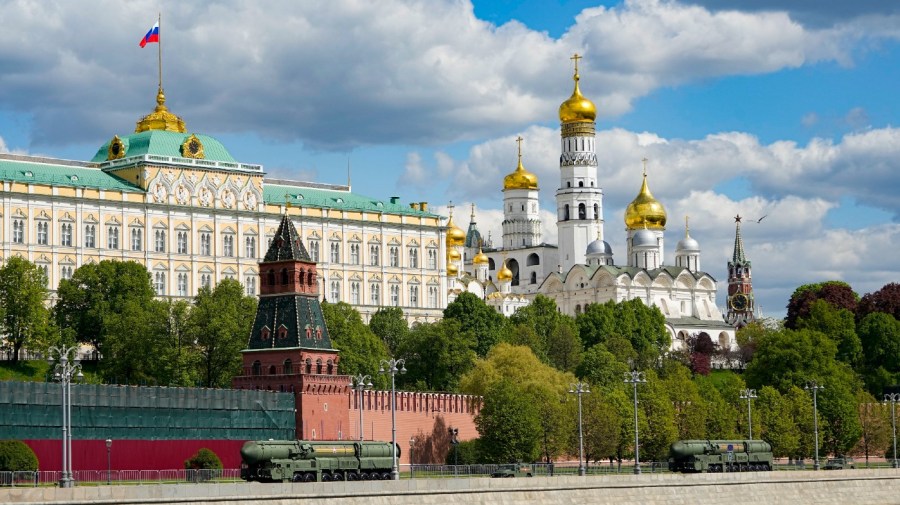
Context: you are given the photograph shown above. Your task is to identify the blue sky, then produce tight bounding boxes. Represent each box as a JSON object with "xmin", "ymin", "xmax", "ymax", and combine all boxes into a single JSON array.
[{"xmin": 0, "ymin": 0, "xmax": 898, "ymax": 319}]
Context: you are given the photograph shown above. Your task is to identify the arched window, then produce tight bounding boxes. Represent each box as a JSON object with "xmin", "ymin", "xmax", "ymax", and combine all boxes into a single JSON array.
[
  {"xmin": 578, "ymin": 180, "xmax": 584, "ymax": 187},
  {"xmin": 564, "ymin": 205, "xmax": 570, "ymax": 220},
  {"xmin": 305, "ymin": 358, "xmax": 312, "ymax": 374},
  {"xmin": 526, "ymin": 253, "xmax": 540, "ymax": 266},
  {"xmin": 316, "ymin": 359, "xmax": 323, "ymax": 374},
  {"xmin": 281, "ymin": 268, "xmax": 289, "ymax": 284},
  {"xmin": 284, "ymin": 359, "xmax": 293, "ymax": 374},
  {"xmin": 269, "ymin": 365, "xmax": 277, "ymax": 375},
  {"xmin": 594, "ymin": 204, "xmax": 599, "ymax": 219},
  {"xmin": 307, "ymin": 271, "xmax": 314, "ymax": 287},
  {"xmin": 267, "ymin": 270, "xmax": 275, "ymax": 286},
  {"xmin": 578, "ymin": 203, "xmax": 586, "ymax": 220},
  {"xmin": 530, "ymin": 271, "xmax": 537, "ymax": 284},
  {"xmin": 252, "ymin": 360, "xmax": 261, "ymax": 376},
  {"xmin": 327, "ymin": 359, "xmax": 334, "ymax": 375},
  {"xmin": 575, "ymin": 304, "xmax": 582, "ymax": 315}
]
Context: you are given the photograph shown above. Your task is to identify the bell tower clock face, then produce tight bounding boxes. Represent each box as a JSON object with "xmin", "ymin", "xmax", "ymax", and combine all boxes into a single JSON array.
[{"xmin": 730, "ymin": 293, "xmax": 749, "ymax": 311}]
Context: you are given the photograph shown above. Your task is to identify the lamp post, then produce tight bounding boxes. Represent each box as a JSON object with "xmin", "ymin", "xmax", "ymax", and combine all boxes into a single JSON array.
[
  {"xmin": 105, "ymin": 439, "xmax": 112, "ymax": 485},
  {"xmin": 805, "ymin": 381, "xmax": 824, "ymax": 471},
  {"xmin": 379, "ymin": 358, "xmax": 405, "ymax": 480},
  {"xmin": 885, "ymin": 393, "xmax": 900, "ymax": 468},
  {"xmin": 48, "ymin": 345, "xmax": 83, "ymax": 488},
  {"xmin": 624, "ymin": 369, "xmax": 647, "ymax": 475},
  {"xmin": 349, "ymin": 374, "xmax": 373, "ymax": 441},
  {"xmin": 569, "ymin": 382, "xmax": 590, "ymax": 476},
  {"xmin": 409, "ymin": 437, "xmax": 416, "ymax": 479},
  {"xmin": 739, "ymin": 389, "xmax": 758, "ymax": 439}
]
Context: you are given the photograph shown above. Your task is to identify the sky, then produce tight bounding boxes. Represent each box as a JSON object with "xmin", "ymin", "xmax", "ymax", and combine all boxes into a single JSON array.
[{"xmin": 0, "ymin": 0, "xmax": 899, "ymax": 319}]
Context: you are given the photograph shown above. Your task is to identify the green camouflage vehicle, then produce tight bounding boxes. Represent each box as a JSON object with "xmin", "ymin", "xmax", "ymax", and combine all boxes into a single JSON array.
[{"xmin": 491, "ymin": 464, "xmax": 533, "ymax": 478}]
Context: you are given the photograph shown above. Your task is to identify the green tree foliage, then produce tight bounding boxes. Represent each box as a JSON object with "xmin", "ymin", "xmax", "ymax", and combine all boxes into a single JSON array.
[
  {"xmin": 853, "ymin": 391, "xmax": 890, "ymax": 464},
  {"xmin": 443, "ymin": 292, "xmax": 506, "ymax": 356},
  {"xmin": 508, "ymin": 295, "xmax": 582, "ymax": 371},
  {"xmin": 321, "ymin": 302, "xmax": 389, "ymax": 386},
  {"xmin": 0, "ymin": 440, "xmax": 39, "ymax": 471},
  {"xmin": 857, "ymin": 312, "xmax": 900, "ymax": 396},
  {"xmin": 580, "ymin": 387, "xmax": 626, "ymax": 463},
  {"xmin": 659, "ymin": 362, "xmax": 706, "ymax": 440},
  {"xmin": 475, "ymin": 378, "xmax": 541, "ymax": 463},
  {"xmin": 54, "ymin": 260, "xmax": 155, "ymax": 356},
  {"xmin": 857, "ymin": 282, "xmax": 900, "ymax": 322},
  {"xmin": 783, "ymin": 386, "xmax": 817, "ymax": 461},
  {"xmin": 576, "ymin": 344, "xmax": 629, "ymax": 388},
  {"xmin": 184, "ymin": 448, "xmax": 223, "ymax": 470},
  {"xmin": 636, "ymin": 369, "xmax": 678, "ymax": 460},
  {"xmin": 694, "ymin": 375, "xmax": 737, "ymax": 440},
  {"xmin": 186, "ymin": 280, "xmax": 257, "ymax": 388},
  {"xmin": 368, "ymin": 307, "xmax": 408, "ymax": 355},
  {"xmin": 743, "ymin": 327, "xmax": 839, "ymax": 392},
  {"xmin": 576, "ymin": 299, "xmax": 668, "ymax": 368},
  {"xmin": 819, "ymin": 379, "xmax": 863, "ymax": 456},
  {"xmin": 796, "ymin": 299, "xmax": 862, "ymax": 367},
  {"xmin": 755, "ymin": 386, "xmax": 800, "ymax": 459},
  {"xmin": 0, "ymin": 257, "xmax": 50, "ymax": 363},
  {"xmin": 396, "ymin": 319, "xmax": 476, "ymax": 392},
  {"xmin": 785, "ymin": 281, "xmax": 858, "ymax": 330}
]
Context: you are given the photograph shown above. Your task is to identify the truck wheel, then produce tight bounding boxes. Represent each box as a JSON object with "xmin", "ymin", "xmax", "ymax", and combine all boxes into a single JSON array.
[
  {"xmin": 292, "ymin": 473, "xmax": 303, "ymax": 483},
  {"xmin": 304, "ymin": 473, "xmax": 316, "ymax": 482},
  {"xmin": 333, "ymin": 472, "xmax": 344, "ymax": 481}
]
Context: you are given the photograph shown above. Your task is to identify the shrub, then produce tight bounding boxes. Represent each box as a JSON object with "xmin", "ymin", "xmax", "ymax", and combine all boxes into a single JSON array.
[
  {"xmin": 184, "ymin": 448, "xmax": 222, "ymax": 470},
  {"xmin": 0, "ymin": 440, "xmax": 39, "ymax": 471}
]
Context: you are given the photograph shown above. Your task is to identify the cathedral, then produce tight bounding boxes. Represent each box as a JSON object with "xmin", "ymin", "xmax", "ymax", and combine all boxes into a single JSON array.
[{"xmin": 447, "ymin": 56, "xmax": 749, "ymax": 351}]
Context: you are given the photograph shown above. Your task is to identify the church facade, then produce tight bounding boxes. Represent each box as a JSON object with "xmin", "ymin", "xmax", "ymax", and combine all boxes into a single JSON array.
[
  {"xmin": 0, "ymin": 87, "xmax": 448, "ymax": 324},
  {"xmin": 449, "ymin": 57, "xmax": 739, "ymax": 351}
]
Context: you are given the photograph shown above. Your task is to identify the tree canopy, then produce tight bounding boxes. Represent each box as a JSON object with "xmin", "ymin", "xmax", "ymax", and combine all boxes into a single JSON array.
[{"xmin": 443, "ymin": 292, "xmax": 507, "ymax": 356}]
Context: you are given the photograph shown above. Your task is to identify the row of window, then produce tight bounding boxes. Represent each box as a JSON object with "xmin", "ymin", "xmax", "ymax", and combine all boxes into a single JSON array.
[
  {"xmin": 329, "ymin": 281, "xmax": 440, "ymax": 308},
  {"xmin": 312, "ymin": 242, "xmax": 438, "ymax": 269},
  {"xmin": 11, "ymin": 220, "xmax": 258, "ymax": 258},
  {"xmin": 561, "ymin": 203, "xmax": 601, "ymax": 221}
]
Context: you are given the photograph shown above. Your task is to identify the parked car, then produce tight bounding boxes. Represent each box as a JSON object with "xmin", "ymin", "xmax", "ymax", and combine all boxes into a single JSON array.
[
  {"xmin": 823, "ymin": 457, "xmax": 855, "ymax": 470},
  {"xmin": 491, "ymin": 464, "xmax": 534, "ymax": 478}
]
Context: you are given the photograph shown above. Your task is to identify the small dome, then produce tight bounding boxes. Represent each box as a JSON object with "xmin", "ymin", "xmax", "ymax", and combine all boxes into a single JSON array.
[
  {"xmin": 447, "ymin": 262, "xmax": 459, "ymax": 277},
  {"xmin": 473, "ymin": 247, "xmax": 489, "ymax": 265},
  {"xmin": 448, "ymin": 248, "xmax": 461, "ymax": 262},
  {"xmin": 559, "ymin": 73, "xmax": 596, "ymax": 123},
  {"xmin": 135, "ymin": 87, "xmax": 186, "ymax": 134},
  {"xmin": 632, "ymin": 229, "xmax": 657, "ymax": 247},
  {"xmin": 677, "ymin": 236, "xmax": 700, "ymax": 252},
  {"xmin": 497, "ymin": 259, "xmax": 513, "ymax": 281},
  {"xmin": 446, "ymin": 215, "xmax": 466, "ymax": 247},
  {"xmin": 586, "ymin": 239, "xmax": 613, "ymax": 256},
  {"xmin": 625, "ymin": 173, "xmax": 667, "ymax": 230},
  {"xmin": 503, "ymin": 159, "xmax": 539, "ymax": 191}
]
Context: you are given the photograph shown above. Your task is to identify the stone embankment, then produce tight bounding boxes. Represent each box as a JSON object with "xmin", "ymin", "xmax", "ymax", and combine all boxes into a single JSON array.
[{"xmin": 4, "ymin": 469, "xmax": 900, "ymax": 505}]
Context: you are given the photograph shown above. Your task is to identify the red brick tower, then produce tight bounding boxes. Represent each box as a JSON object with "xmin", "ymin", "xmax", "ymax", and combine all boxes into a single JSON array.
[{"xmin": 233, "ymin": 214, "xmax": 350, "ymax": 440}]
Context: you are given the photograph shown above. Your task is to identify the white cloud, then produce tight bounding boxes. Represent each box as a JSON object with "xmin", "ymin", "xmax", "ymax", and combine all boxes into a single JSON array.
[{"xmin": 0, "ymin": 135, "xmax": 7, "ymax": 153}]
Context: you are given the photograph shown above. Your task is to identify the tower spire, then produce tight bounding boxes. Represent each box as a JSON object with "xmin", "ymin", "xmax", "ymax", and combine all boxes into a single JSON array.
[{"xmin": 732, "ymin": 215, "xmax": 746, "ymax": 264}]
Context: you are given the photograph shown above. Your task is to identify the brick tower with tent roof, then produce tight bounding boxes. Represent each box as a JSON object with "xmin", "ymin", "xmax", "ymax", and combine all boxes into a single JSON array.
[{"xmin": 233, "ymin": 213, "xmax": 351, "ymax": 440}]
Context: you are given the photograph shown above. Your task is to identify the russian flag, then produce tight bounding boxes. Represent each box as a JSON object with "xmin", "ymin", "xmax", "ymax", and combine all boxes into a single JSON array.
[{"xmin": 139, "ymin": 22, "xmax": 159, "ymax": 48}]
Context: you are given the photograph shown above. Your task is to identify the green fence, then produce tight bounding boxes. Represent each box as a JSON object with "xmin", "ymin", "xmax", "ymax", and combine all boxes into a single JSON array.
[{"xmin": 0, "ymin": 381, "xmax": 295, "ymax": 440}]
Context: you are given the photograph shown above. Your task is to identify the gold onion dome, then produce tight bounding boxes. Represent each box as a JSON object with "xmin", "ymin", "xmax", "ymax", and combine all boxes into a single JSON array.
[
  {"xmin": 135, "ymin": 87, "xmax": 187, "ymax": 133},
  {"xmin": 503, "ymin": 136, "xmax": 538, "ymax": 190},
  {"xmin": 497, "ymin": 259, "xmax": 513, "ymax": 281},
  {"xmin": 625, "ymin": 172, "xmax": 667, "ymax": 230},
  {"xmin": 446, "ymin": 214, "xmax": 466, "ymax": 247},
  {"xmin": 558, "ymin": 56, "xmax": 596, "ymax": 123},
  {"xmin": 473, "ymin": 247, "xmax": 489, "ymax": 265},
  {"xmin": 448, "ymin": 248, "xmax": 462, "ymax": 262},
  {"xmin": 447, "ymin": 262, "xmax": 459, "ymax": 277}
]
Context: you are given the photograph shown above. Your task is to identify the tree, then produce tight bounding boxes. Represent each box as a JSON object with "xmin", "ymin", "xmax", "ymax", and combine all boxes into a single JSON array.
[
  {"xmin": 475, "ymin": 378, "xmax": 540, "ymax": 463},
  {"xmin": 796, "ymin": 299, "xmax": 862, "ymax": 367},
  {"xmin": 368, "ymin": 307, "xmax": 408, "ymax": 355},
  {"xmin": 580, "ymin": 387, "xmax": 625, "ymax": 464},
  {"xmin": 0, "ymin": 440, "xmax": 38, "ymax": 471},
  {"xmin": 660, "ymin": 363, "xmax": 706, "ymax": 440},
  {"xmin": 857, "ymin": 312, "xmax": 900, "ymax": 396},
  {"xmin": 852, "ymin": 391, "xmax": 890, "ymax": 464},
  {"xmin": 755, "ymin": 386, "xmax": 800, "ymax": 459},
  {"xmin": 576, "ymin": 299, "xmax": 668, "ymax": 368},
  {"xmin": 694, "ymin": 375, "xmax": 737, "ymax": 440},
  {"xmin": 0, "ymin": 257, "xmax": 49, "ymax": 363},
  {"xmin": 684, "ymin": 332, "xmax": 716, "ymax": 376},
  {"xmin": 576, "ymin": 344, "xmax": 629, "ymax": 389},
  {"xmin": 186, "ymin": 279, "xmax": 257, "ymax": 388},
  {"xmin": 636, "ymin": 370, "xmax": 678, "ymax": 460},
  {"xmin": 858, "ymin": 282, "xmax": 900, "ymax": 322},
  {"xmin": 396, "ymin": 319, "xmax": 476, "ymax": 392},
  {"xmin": 443, "ymin": 292, "xmax": 507, "ymax": 356},
  {"xmin": 509, "ymin": 295, "xmax": 581, "ymax": 371},
  {"xmin": 322, "ymin": 302, "xmax": 389, "ymax": 386},
  {"xmin": 743, "ymin": 327, "xmax": 839, "ymax": 392},
  {"xmin": 785, "ymin": 281, "xmax": 858, "ymax": 330},
  {"xmin": 184, "ymin": 448, "xmax": 223, "ymax": 470},
  {"xmin": 54, "ymin": 260, "xmax": 155, "ymax": 357}
]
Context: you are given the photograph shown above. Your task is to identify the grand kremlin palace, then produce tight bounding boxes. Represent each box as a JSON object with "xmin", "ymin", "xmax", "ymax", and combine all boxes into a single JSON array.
[{"xmin": 0, "ymin": 89, "xmax": 448, "ymax": 324}]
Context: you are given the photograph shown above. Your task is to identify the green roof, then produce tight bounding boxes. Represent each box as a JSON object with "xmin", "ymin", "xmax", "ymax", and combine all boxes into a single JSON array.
[
  {"xmin": 265, "ymin": 183, "xmax": 440, "ymax": 218},
  {"xmin": 0, "ymin": 155, "xmax": 142, "ymax": 192},
  {"xmin": 90, "ymin": 130, "xmax": 236, "ymax": 163}
]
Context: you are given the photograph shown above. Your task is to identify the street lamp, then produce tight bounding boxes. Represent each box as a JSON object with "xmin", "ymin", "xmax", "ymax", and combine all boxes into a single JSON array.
[
  {"xmin": 349, "ymin": 374, "xmax": 373, "ymax": 441},
  {"xmin": 805, "ymin": 381, "xmax": 824, "ymax": 471},
  {"xmin": 624, "ymin": 369, "xmax": 647, "ymax": 475},
  {"xmin": 409, "ymin": 437, "xmax": 416, "ymax": 479},
  {"xmin": 885, "ymin": 394, "xmax": 900, "ymax": 468},
  {"xmin": 48, "ymin": 345, "xmax": 83, "ymax": 488},
  {"xmin": 739, "ymin": 389, "xmax": 758, "ymax": 439},
  {"xmin": 569, "ymin": 382, "xmax": 590, "ymax": 476},
  {"xmin": 105, "ymin": 439, "xmax": 112, "ymax": 485},
  {"xmin": 379, "ymin": 358, "xmax": 406, "ymax": 480}
]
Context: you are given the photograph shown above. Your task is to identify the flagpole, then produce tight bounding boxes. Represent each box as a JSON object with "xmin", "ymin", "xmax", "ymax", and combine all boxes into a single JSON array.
[{"xmin": 158, "ymin": 12, "xmax": 163, "ymax": 91}]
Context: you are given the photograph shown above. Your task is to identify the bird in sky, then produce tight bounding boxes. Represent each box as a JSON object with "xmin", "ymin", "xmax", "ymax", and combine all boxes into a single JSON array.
[{"xmin": 756, "ymin": 215, "xmax": 768, "ymax": 223}]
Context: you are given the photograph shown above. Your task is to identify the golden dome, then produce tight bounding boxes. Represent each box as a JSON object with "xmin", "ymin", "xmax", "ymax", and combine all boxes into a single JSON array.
[
  {"xmin": 135, "ymin": 87, "xmax": 187, "ymax": 133},
  {"xmin": 503, "ymin": 136, "xmax": 539, "ymax": 190},
  {"xmin": 497, "ymin": 259, "xmax": 513, "ymax": 281},
  {"xmin": 473, "ymin": 247, "xmax": 489, "ymax": 265},
  {"xmin": 558, "ymin": 55, "xmax": 596, "ymax": 123},
  {"xmin": 447, "ymin": 262, "xmax": 459, "ymax": 277},
  {"xmin": 625, "ymin": 172, "xmax": 667, "ymax": 230},
  {"xmin": 446, "ymin": 212, "xmax": 466, "ymax": 247},
  {"xmin": 448, "ymin": 248, "xmax": 461, "ymax": 262}
]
